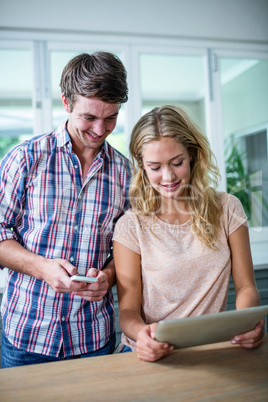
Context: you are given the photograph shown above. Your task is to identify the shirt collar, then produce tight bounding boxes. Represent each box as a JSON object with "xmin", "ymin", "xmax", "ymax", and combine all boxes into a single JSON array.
[
  {"xmin": 101, "ymin": 140, "xmax": 111, "ymax": 160},
  {"xmin": 56, "ymin": 121, "xmax": 71, "ymax": 148}
]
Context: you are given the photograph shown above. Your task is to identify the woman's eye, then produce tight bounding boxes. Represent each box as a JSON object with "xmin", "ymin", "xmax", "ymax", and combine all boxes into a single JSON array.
[
  {"xmin": 151, "ymin": 166, "xmax": 160, "ymax": 171},
  {"xmin": 174, "ymin": 161, "xmax": 183, "ymax": 167}
]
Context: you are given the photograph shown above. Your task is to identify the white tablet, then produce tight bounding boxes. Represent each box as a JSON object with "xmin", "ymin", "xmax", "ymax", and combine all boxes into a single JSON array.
[{"xmin": 155, "ymin": 305, "xmax": 268, "ymax": 349}]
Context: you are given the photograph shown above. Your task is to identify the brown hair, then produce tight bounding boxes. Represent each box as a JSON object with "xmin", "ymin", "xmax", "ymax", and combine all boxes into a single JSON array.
[{"xmin": 60, "ymin": 52, "xmax": 128, "ymax": 111}]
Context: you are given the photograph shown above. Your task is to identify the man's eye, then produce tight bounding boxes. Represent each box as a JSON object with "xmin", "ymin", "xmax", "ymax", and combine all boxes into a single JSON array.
[{"xmin": 83, "ymin": 116, "xmax": 94, "ymax": 121}]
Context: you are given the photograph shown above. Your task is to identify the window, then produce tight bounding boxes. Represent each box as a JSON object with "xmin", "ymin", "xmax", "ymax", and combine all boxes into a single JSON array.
[
  {"xmin": 0, "ymin": 47, "xmax": 34, "ymax": 159},
  {"xmin": 221, "ymin": 58, "xmax": 268, "ymax": 229},
  {"xmin": 0, "ymin": 33, "xmax": 267, "ymax": 267},
  {"xmin": 139, "ymin": 53, "xmax": 206, "ymax": 132}
]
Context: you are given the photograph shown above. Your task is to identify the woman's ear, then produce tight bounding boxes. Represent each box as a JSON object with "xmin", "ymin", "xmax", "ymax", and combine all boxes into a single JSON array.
[{"xmin": 62, "ymin": 94, "xmax": 70, "ymax": 113}]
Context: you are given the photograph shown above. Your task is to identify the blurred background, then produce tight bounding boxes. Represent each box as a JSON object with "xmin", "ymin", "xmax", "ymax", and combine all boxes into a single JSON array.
[{"xmin": 0, "ymin": 0, "xmax": 268, "ymax": 271}]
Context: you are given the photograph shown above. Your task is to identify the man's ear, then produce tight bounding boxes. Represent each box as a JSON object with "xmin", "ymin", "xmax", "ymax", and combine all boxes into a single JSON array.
[{"xmin": 62, "ymin": 94, "xmax": 70, "ymax": 113}]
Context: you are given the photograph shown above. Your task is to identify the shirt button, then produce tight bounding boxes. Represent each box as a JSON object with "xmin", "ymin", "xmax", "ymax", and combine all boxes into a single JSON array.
[
  {"xmin": 74, "ymin": 165, "xmax": 78, "ymax": 169},
  {"xmin": 74, "ymin": 225, "xmax": 78, "ymax": 231},
  {"xmin": 70, "ymin": 257, "xmax": 74, "ymax": 262},
  {"xmin": 61, "ymin": 317, "xmax": 65, "ymax": 322}
]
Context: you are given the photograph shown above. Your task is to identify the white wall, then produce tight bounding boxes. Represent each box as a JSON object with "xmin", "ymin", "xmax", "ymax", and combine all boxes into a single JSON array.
[{"xmin": 1, "ymin": 0, "xmax": 268, "ymax": 43}]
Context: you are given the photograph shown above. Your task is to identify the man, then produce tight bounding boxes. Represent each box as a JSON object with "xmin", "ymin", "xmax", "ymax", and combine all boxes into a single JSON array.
[{"xmin": 0, "ymin": 52, "xmax": 132, "ymax": 367}]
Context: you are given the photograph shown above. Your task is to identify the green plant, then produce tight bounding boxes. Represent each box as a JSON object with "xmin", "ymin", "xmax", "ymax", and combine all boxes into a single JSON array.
[
  {"xmin": 226, "ymin": 145, "xmax": 251, "ymax": 219},
  {"xmin": 226, "ymin": 144, "xmax": 268, "ymax": 227}
]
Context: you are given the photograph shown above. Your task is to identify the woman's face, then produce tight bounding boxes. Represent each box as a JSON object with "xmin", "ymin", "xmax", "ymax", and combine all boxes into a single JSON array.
[{"xmin": 142, "ymin": 137, "xmax": 192, "ymax": 201}]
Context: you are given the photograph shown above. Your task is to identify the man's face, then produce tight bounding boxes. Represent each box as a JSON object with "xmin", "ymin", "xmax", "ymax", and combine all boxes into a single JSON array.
[{"xmin": 62, "ymin": 95, "xmax": 120, "ymax": 152}]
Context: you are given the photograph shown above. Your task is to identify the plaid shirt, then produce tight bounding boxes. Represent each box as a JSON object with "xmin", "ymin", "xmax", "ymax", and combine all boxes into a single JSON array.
[{"xmin": 0, "ymin": 121, "xmax": 131, "ymax": 357}]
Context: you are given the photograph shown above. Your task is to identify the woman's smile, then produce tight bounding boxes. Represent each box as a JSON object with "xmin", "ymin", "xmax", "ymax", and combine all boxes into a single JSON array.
[{"xmin": 160, "ymin": 180, "xmax": 181, "ymax": 191}]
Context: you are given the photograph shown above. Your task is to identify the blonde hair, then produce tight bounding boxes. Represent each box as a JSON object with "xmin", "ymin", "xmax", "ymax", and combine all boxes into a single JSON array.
[{"xmin": 129, "ymin": 105, "xmax": 222, "ymax": 249}]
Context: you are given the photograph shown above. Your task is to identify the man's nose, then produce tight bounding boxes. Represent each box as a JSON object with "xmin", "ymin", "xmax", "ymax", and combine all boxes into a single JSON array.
[{"xmin": 92, "ymin": 120, "xmax": 105, "ymax": 136}]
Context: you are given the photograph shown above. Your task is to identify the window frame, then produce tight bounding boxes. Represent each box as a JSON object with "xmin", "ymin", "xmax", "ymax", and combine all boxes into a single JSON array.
[{"xmin": 1, "ymin": 29, "xmax": 268, "ymax": 266}]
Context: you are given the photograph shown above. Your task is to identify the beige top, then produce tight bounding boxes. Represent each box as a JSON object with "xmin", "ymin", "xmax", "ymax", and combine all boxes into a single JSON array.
[{"xmin": 113, "ymin": 192, "xmax": 247, "ymax": 350}]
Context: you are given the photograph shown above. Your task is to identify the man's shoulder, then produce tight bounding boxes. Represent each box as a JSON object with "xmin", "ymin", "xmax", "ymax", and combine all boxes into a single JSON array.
[
  {"xmin": 16, "ymin": 132, "xmax": 57, "ymax": 163},
  {"xmin": 20, "ymin": 121, "xmax": 66, "ymax": 151},
  {"xmin": 0, "ymin": 131, "xmax": 56, "ymax": 168},
  {"xmin": 26, "ymin": 131, "xmax": 56, "ymax": 146}
]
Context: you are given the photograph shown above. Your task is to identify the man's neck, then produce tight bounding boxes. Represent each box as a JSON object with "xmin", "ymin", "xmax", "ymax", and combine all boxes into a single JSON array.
[{"xmin": 72, "ymin": 141, "xmax": 102, "ymax": 182}]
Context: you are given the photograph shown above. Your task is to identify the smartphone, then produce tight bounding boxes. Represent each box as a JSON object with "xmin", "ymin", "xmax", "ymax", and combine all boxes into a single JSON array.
[{"xmin": 70, "ymin": 275, "xmax": 98, "ymax": 283}]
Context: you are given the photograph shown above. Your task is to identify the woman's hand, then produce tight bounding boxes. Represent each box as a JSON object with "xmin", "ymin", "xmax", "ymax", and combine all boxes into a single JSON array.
[
  {"xmin": 231, "ymin": 319, "xmax": 265, "ymax": 348},
  {"xmin": 136, "ymin": 323, "xmax": 174, "ymax": 362}
]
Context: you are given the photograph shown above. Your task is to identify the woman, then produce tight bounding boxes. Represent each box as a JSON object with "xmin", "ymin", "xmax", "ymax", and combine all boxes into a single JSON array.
[{"xmin": 113, "ymin": 105, "xmax": 264, "ymax": 362}]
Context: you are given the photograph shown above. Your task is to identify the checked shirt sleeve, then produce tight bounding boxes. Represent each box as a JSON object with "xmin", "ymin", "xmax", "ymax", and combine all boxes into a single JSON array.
[{"xmin": 0, "ymin": 146, "xmax": 28, "ymax": 261}]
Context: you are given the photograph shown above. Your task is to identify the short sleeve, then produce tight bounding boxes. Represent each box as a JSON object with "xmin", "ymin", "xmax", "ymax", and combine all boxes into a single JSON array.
[
  {"xmin": 221, "ymin": 193, "xmax": 248, "ymax": 236},
  {"xmin": 0, "ymin": 146, "xmax": 27, "ymax": 242},
  {"xmin": 113, "ymin": 209, "xmax": 141, "ymax": 254}
]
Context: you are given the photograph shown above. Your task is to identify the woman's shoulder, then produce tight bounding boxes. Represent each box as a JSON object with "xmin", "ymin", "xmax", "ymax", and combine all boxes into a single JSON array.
[
  {"xmin": 117, "ymin": 208, "xmax": 138, "ymax": 221},
  {"xmin": 113, "ymin": 208, "xmax": 149, "ymax": 253},
  {"xmin": 217, "ymin": 191, "xmax": 247, "ymax": 231},
  {"xmin": 218, "ymin": 191, "xmax": 244, "ymax": 210},
  {"xmin": 115, "ymin": 208, "xmax": 148, "ymax": 227}
]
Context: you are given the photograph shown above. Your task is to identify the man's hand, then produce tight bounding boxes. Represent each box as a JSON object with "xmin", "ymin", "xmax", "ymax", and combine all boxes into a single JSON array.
[
  {"xmin": 41, "ymin": 258, "xmax": 88, "ymax": 293},
  {"xmin": 71, "ymin": 268, "xmax": 109, "ymax": 302},
  {"xmin": 41, "ymin": 261, "xmax": 108, "ymax": 300},
  {"xmin": 0, "ymin": 239, "xmax": 110, "ymax": 301}
]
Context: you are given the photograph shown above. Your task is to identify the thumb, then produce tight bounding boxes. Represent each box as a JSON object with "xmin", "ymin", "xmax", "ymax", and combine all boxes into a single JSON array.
[
  {"xmin": 60, "ymin": 259, "xmax": 77, "ymax": 276},
  {"xmin": 87, "ymin": 267, "xmax": 99, "ymax": 277},
  {"xmin": 149, "ymin": 323, "xmax": 158, "ymax": 339}
]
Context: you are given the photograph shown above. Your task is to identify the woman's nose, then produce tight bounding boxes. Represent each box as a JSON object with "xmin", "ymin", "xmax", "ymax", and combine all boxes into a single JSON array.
[{"xmin": 162, "ymin": 167, "xmax": 174, "ymax": 182}]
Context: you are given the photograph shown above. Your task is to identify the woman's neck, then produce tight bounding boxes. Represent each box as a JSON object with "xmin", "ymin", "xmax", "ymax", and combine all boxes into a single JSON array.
[{"xmin": 156, "ymin": 198, "xmax": 190, "ymax": 225}]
